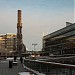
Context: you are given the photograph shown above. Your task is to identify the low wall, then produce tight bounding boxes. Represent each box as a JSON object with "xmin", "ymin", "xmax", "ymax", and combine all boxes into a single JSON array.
[{"xmin": 24, "ymin": 59, "xmax": 75, "ymax": 75}]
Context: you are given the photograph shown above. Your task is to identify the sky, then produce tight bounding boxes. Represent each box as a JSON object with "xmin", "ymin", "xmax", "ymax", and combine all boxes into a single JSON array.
[{"xmin": 0, "ymin": 0, "xmax": 74, "ymax": 51}]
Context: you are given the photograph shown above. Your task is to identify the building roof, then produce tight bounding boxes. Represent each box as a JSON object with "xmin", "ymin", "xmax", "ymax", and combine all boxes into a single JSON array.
[{"xmin": 43, "ymin": 23, "xmax": 75, "ymax": 40}]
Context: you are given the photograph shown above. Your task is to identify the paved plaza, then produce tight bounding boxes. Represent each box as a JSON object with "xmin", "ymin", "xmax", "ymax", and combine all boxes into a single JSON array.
[{"xmin": 0, "ymin": 59, "xmax": 27, "ymax": 75}]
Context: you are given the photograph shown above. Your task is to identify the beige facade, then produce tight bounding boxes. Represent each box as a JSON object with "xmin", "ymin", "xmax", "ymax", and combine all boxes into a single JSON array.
[{"xmin": 0, "ymin": 34, "xmax": 17, "ymax": 56}]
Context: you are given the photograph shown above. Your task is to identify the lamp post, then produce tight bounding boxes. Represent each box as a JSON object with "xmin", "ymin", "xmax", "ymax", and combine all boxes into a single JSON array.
[
  {"xmin": 5, "ymin": 48, "xmax": 7, "ymax": 59},
  {"xmin": 5, "ymin": 34, "xmax": 7, "ymax": 58},
  {"xmin": 32, "ymin": 43, "xmax": 37, "ymax": 53},
  {"xmin": 13, "ymin": 38, "xmax": 16, "ymax": 57}
]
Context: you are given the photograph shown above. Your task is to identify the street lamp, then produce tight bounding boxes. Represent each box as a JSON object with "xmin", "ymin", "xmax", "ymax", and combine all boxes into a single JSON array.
[
  {"xmin": 5, "ymin": 48, "xmax": 7, "ymax": 59},
  {"xmin": 32, "ymin": 43, "xmax": 37, "ymax": 53}
]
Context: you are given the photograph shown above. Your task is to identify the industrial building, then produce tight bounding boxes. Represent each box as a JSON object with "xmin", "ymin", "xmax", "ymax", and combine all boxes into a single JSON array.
[
  {"xmin": 0, "ymin": 34, "xmax": 17, "ymax": 56},
  {"xmin": 0, "ymin": 10, "xmax": 26, "ymax": 57},
  {"xmin": 43, "ymin": 23, "xmax": 75, "ymax": 55}
]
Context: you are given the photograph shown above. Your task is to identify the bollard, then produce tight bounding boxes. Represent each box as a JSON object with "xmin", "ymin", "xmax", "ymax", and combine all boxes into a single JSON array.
[
  {"xmin": 9, "ymin": 60, "xmax": 13, "ymax": 68},
  {"xmin": 14, "ymin": 56, "xmax": 17, "ymax": 61}
]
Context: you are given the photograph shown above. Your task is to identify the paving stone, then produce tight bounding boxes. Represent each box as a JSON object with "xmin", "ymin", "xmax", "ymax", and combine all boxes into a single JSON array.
[{"xmin": 0, "ymin": 60, "xmax": 26, "ymax": 75}]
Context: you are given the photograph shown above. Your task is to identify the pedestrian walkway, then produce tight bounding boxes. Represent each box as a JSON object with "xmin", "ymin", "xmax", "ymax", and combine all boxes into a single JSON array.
[{"xmin": 0, "ymin": 59, "xmax": 26, "ymax": 75}]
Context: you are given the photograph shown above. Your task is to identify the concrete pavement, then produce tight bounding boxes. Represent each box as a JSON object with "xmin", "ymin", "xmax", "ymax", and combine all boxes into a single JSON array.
[{"xmin": 0, "ymin": 59, "xmax": 26, "ymax": 75}]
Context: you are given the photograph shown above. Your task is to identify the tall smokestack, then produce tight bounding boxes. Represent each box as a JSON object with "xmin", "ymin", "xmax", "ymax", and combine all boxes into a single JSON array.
[
  {"xmin": 17, "ymin": 10, "xmax": 22, "ymax": 27},
  {"xmin": 17, "ymin": 10, "xmax": 22, "ymax": 56}
]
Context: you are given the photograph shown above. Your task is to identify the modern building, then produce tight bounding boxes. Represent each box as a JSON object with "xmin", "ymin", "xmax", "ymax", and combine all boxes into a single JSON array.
[
  {"xmin": 0, "ymin": 34, "xmax": 17, "ymax": 56},
  {"xmin": 43, "ymin": 23, "xmax": 75, "ymax": 55}
]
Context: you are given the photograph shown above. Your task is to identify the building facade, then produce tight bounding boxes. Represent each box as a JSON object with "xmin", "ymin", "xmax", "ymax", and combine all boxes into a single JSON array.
[
  {"xmin": 0, "ymin": 34, "xmax": 17, "ymax": 56},
  {"xmin": 43, "ymin": 23, "xmax": 75, "ymax": 55}
]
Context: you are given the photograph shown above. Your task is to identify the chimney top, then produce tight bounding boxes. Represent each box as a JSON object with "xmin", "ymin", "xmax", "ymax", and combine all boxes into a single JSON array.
[{"xmin": 18, "ymin": 10, "xmax": 22, "ymax": 24}]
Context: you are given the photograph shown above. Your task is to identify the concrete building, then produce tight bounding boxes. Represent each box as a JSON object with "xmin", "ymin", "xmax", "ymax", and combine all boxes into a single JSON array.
[
  {"xmin": 0, "ymin": 34, "xmax": 17, "ymax": 56},
  {"xmin": 43, "ymin": 23, "xmax": 75, "ymax": 55}
]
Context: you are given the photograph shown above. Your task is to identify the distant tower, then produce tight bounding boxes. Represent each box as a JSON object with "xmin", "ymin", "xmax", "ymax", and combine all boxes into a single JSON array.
[{"xmin": 17, "ymin": 10, "xmax": 22, "ymax": 56}]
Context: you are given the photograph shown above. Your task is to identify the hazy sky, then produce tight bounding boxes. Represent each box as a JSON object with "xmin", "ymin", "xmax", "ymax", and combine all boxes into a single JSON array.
[{"xmin": 0, "ymin": 0, "xmax": 74, "ymax": 51}]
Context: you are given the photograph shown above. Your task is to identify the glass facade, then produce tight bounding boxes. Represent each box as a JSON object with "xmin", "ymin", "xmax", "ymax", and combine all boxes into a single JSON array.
[{"xmin": 43, "ymin": 23, "xmax": 75, "ymax": 55}]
